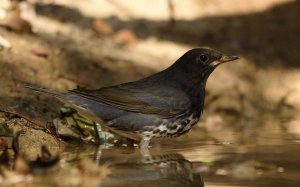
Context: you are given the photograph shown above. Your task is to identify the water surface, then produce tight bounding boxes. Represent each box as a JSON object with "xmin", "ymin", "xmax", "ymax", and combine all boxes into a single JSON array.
[{"xmin": 58, "ymin": 131, "xmax": 300, "ymax": 187}]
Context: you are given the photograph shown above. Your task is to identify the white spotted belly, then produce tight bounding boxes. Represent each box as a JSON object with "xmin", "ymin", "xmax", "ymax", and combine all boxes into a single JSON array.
[{"xmin": 141, "ymin": 114, "xmax": 199, "ymax": 139}]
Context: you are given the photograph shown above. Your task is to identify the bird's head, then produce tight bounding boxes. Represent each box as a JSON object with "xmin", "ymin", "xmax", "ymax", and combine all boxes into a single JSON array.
[{"xmin": 171, "ymin": 47, "xmax": 239, "ymax": 82}]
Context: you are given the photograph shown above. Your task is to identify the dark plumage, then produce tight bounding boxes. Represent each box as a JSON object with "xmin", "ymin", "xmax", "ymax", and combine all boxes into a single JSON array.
[{"xmin": 25, "ymin": 47, "xmax": 239, "ymax": 151}]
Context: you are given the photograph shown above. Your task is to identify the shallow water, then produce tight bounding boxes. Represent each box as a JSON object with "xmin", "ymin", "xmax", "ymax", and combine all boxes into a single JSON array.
[{"xmin": 57, "ymin": 131, "xmax": 300, "ymax": 187}]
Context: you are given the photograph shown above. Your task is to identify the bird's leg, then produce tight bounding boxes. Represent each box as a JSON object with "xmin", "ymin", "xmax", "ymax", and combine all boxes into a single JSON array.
[
  {"xmin": 94, "ymin": 122, "xmax": 102, "ymax": 142},
  {"xmin": 140, "ymin": 137, "xmax": 151, "ymax": 157},
  {"xmin": 140, "ymin": 137, "xmax": 150, "ymax": 149},
  {"xmin": 93, "ymin": 122, "xmax": 114, "ymax": 146}
]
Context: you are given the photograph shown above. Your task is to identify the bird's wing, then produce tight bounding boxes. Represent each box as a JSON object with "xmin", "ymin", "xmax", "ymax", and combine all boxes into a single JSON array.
[{"xmin": 68, "ymin": 84, "xmax": 191, "ymax": 119}]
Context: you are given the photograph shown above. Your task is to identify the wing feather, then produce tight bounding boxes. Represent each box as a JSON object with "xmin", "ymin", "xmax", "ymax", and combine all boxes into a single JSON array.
[{"xmin": 69, "ymin": 84, "xmax": 190, "ymax": 119}]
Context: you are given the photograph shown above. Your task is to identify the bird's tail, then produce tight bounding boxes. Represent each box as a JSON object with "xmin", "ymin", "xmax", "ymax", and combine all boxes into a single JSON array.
[{"xmin": 24, "ymin": 84, "xmax": 63, "ymax": 98}]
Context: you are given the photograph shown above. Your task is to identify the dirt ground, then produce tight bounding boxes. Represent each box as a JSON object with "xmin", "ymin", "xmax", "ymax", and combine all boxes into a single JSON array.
[{"xmin": 0, "ymin": 0, "xmax": 299, "ymax": 170}]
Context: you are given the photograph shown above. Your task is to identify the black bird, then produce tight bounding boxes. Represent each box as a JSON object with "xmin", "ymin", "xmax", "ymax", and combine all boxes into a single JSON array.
[{"xmin": 26, "ymin": 47, "xmax": 239, "ymax": 151}]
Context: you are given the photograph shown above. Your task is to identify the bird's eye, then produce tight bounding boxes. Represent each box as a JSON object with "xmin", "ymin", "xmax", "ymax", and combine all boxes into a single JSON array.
[{"xmin": 199, "ymin": 55, "xmax": 208, "ymax": 63}]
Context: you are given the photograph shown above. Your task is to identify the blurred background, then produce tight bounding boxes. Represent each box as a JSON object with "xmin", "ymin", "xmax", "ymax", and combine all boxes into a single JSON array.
[{"xmin": 0, "ymin": 0, "xmax": 299, "ymax": 187}]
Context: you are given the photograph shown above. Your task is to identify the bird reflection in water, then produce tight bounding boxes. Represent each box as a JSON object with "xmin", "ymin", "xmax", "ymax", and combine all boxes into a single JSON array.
[{"xmin": 94, "ymin": 146, "xmax": 204, "ymax": 187}]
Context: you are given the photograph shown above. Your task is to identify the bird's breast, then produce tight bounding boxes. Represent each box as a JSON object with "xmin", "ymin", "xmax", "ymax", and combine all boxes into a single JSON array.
[{"xmin": 139, "ymin": 112, "xmax": 200, "ymax": 139}]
